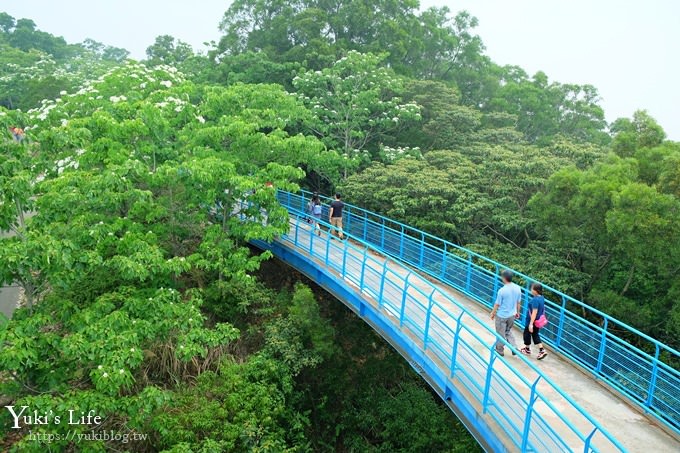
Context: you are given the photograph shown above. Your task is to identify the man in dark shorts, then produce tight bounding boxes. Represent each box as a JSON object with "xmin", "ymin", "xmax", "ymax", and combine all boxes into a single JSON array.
[{"xmin": 329, "ymin": 193, "xmax": 344, "ymax": 239}]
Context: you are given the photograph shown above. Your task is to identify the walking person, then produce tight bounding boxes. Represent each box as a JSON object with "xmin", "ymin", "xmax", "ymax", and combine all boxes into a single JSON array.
[
  {"xmin": 306, "ymin": 192, "xmax": 319, "ymax": 225},
  {"xmin": 311, "ymin": 198, "xmax": 323, "ymax": 236},
  {"xmin": 328, "ymin": 193, "xmax": 344, "ymax": 239},
  {"xmin": 490, "ymin": 270, "xmax": 521, "ymax": 356},
  {"xmin": 520, "ymin": 283, "xmax": 548, "ymax": 360}
]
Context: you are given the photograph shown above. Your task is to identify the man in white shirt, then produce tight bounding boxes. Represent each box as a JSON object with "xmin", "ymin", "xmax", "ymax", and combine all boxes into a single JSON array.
[{"xmin": 490, "ymin": 270, "xmax": 522, "ymax": 356}]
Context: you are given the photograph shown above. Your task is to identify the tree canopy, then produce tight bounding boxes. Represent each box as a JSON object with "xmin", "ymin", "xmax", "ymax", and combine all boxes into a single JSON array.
[{"xmin": 1, "ymin": 2, "xmax": 678, "ymax": 450}]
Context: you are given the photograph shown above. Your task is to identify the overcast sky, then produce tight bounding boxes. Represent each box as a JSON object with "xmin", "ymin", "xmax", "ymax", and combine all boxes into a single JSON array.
[{"xmin": 3, "ymin": 1, "xmax": 679, "ymax": 139}]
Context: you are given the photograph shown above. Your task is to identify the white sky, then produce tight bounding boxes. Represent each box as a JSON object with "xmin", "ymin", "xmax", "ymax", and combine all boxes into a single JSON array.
[{"xmin": 2, "ymin": 0, "xmax": 679, "ymax": 139}]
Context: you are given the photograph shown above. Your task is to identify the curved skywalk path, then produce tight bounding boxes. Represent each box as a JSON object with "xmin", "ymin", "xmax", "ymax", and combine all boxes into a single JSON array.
[{"xmin": 251, "ymin": 193, "xmax": 679, "ymax": 452}]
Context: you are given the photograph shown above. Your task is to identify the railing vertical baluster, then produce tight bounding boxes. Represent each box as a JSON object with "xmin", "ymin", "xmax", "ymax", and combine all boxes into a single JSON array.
[
  {"xmin": 596, "ymin": 318, "xmax": 609, "ymax": 375},
  {"xmin": 419, "ymin": 232, "xmax": 425, "ymax": 268},
  {"xmin": 521, "ymin": 377, "xmax": 542, "ymax": 452},
  {"xmin": 465, "ymin": 252, "xmax": 472, "ymax": 292},
  {"xmin": 346, "ymin": 206, "xmax": 351, "ymax": 234},
  {"xmin": 399, "ymin": 225, "xmax": 405, "ymax": 259},
  {"xmin": 359, "ymin": 248, "xmax": 368, "ymax": 291},
  {"xmin": 583, "ymin": 427, "xmax": 598, "ymax": 452},
  {"xmin": 378, "ymin": 261, "xmax": 389, "ymax": 308},
  {"xmin": 342, "ymin": 244, "xmax": 348, "ymax": 276},
  {"xmin": 556, "ymin": 295, "xmax": 567, "ymax": 348},
  {"xmin": 380, "ymin": 219, "xmax": 386, "ymax": 250},
  {"xmin": 363, "ymin": 212, "xmax": 368, "ymax": 241},
  {"xmin": 523, "ymin": 280, "xmax": 532, "ymax": 322},
  {"xmin": 491, "ymin": 264, "xmax": 500, "ymax": 306},
  {"xmin": 423, "ymin": 290, "xmax": 436, "ymax": 350},
  {"xmin": 324, "ymin": 231, "xmax": 331, "ymax": 266},
  {"xmin": 646, "ymin": 345, "xmax": 661, "ymax": 408},
  {"xmin": 294, "ymin": 216, "xmax": 300, "ymax": 246},
  {"xmin": 450, "ymin": 312, "xmax": 465, "ymax": 377},
  {"xmin": 286, "ymin": 191, "xmax": 291, "ymax": 209},
  {"xmin": 441, "ymin": 243, "xmax": 448, "ymax": 279},
  {"xmin": 308, "ymin": 221, "xmax": 314, "ymax": 253},
  {"xmin": 399, "ymin": 274, "xmax": 411, "ymax": 327},
  {"xmin": 482, "ymin": 342, "xmax": 498, "ymax": 413}
]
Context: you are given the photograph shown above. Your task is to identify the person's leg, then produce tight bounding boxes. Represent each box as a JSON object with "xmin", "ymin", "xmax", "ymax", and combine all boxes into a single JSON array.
[
  {"xmin": 330, "ymin": 218, "xmax": 338, "ymax": 237},
  {"xmin": 494, "ymin": 316, "xmax": 505, "ymax": 354},
  {"xmin": 336, "ymin": 217, "xmax": 344, "ymax": 239},
  {"xmin": 521, "ymin": 327, "xmax": 532, "ymax": 354},
  {"xmin": 534, "ymin": 328, "xmax": 548, "ymax": 360},
  {"xmin": 503, "ymin": 316, "xmax": 517, "ymax": 351}
]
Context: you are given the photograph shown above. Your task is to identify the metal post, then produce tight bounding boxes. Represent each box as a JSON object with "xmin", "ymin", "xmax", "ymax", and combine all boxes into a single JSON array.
[
  {"xmin": 324, "ymin": 232, "xmax": 331, "ymax": 265},
  {"xmin": 378, "ymin": 260, "xmax": 389, "ymax": 308},
  {"xmin": 595, "ymin": 318, "xmax": 608, "ymax": 375},
  {"xmin": 399, "ymin": 225, "xmax": 405, "ymax": 259},
  {"xmin": 308, "ymin": 223, "xmax": 314, "ymax": 253},
  {"xmin": 555, "ymin": 296, "xmax": 567, "ymax": 348},
  {"xmin": 450, "ymin": 312, "xmax": 465, "ymax": 377},
  {"xmin": 359, "ymin": 248, "xmax": 368, "ymax": 291},
  {"xmin": 523, "ymin": 280, "xmax": 532, "ymax": 323},
  {"xmin": 646, "ymin": 345, "xmax": 661, "ymax": 408},
  {"xmin": 465, "ymin": 252, "xmax": 472, "ymax": 292},
  {"xmin": 491, "ymin": 264, "xmax": 500, "ymax": 306},
  {"xmin": 419, "ymin": 233, "xmax": 425, "ymax": 268},
  {"xmin": 442, "ymin": 243, "xmax": 448, "ymax": 279},
  {"xmin": 294, "ymin": 216, "xmax": 300, "ymax": 246},
  {"xmin": 399, "ymin": 274, "xmax": 411, "ymax": 327},
  {"xmin": 342, "ymin": 246, "xmax": 348, "ymax": 276},
  {"xmin": 380, "ymin": 219, "xmax": 385, "ymax": 250},
  {"xmin": 423, "ymin": 290, "xmax": 436, "ymax": 350},
  {"xmin": 482, "ymin": 342, "xmax": 497, "ymax": 413},
  {"xmin": 521, "ymin": 376, "xmax": 542, "ymax": 451},
  {"xmin": 363, "ymin": 212, "xmax": 368, "ymax": 241},
  {"xmin": 583, "ymin": 427, "xmax": 598, "ymax": 452},
  {"xmin": 346, "ymin": 206, "xmax": 351, "ymax": 234}
]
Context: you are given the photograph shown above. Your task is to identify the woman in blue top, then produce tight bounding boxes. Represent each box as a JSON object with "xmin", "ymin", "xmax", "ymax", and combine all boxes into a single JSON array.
[{"xmin": 520, "ymin": 283, "xmax": 548, "ymax": 360}]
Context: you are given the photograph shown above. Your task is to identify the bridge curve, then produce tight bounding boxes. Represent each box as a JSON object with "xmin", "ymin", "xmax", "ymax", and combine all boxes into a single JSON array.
[{"xmin": 252, "ymin": 190, "xmax": 679, "ymax": 452}]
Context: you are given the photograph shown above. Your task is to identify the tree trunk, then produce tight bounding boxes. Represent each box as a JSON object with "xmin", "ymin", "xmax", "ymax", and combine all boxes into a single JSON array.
[{"xmin": 621, "ymin": 264, "xmax": 635, "ymax": 296}]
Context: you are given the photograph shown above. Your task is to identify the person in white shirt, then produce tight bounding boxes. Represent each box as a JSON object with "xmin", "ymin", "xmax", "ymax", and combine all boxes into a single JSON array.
[{"xmin": 490, "ymin": 270, "xmax": 522, "ymax": 356}]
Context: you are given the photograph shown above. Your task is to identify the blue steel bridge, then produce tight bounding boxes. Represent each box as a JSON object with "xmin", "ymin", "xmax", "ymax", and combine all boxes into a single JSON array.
[{"xmin": 250, "ymin": 190, "xmax": 680, "ymax": 452}]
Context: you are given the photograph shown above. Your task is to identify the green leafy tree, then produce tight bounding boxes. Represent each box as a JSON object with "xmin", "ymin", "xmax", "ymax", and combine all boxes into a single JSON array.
[
  {"xmin": 293, "ymin": 51, "xmax": 421, "ymax": 172},
  {"xmin": 146, "ymin": 35, "xmax": 194, "ymax": 66}
]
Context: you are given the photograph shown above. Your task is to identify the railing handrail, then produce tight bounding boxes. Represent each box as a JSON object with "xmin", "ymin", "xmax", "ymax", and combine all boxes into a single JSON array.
[
  {"xmin": 276, "ymin": 201, "xmax": 626, "ymax": 451},
  {"xmin": 300, "ymin": 189, "xmax": 680, "ymax": 360}
]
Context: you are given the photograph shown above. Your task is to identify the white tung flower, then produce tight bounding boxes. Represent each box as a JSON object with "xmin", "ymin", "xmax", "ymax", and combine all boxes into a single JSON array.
[
  {"xmin": 102, "ymin": 372, "xmax": 109, "ymax": 378},
  {"xmin": 98, "ymin": 365, "xmax": 103, "ymax": 370}
]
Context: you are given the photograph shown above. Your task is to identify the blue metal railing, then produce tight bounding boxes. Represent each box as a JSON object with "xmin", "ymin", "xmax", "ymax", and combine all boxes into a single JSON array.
[
  {"xmin": 287, "ymin": 190, "xmax": 680, "ymax": 435},
  {"xmin": 265, "ymin": 195, "xmax": 626, "ymax": 451}
]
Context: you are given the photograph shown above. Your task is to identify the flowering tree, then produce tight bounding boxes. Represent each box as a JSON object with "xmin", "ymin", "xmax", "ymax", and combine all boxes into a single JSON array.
[
  {"xmin": 0, "ymin": 62, "xmax": 322, "ymax": 449},
  {"xmin": 293, "ymin": 51, "xmax": 421, "ymax": 172}
]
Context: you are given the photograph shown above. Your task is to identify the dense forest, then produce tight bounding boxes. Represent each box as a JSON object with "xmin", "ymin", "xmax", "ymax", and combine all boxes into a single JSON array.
[{"xmin": 1, "ymin": 1, "xmax": 679, "ymax": 451}]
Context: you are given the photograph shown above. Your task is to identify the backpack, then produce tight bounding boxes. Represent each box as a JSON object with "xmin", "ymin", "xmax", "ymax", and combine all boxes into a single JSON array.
[{"xmin": 312, "ymin": 204, "xmax": 322, "ymax": 215}]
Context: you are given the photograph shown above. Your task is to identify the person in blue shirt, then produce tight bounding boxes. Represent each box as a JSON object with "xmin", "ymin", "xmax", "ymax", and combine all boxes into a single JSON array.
[
  {"xmin": 520, "ymin": 283, "xmax": 548, "ymax": 360},
  {"xmin": 490, "ymin": 270, "xmax": 522, "ymax": 356}
]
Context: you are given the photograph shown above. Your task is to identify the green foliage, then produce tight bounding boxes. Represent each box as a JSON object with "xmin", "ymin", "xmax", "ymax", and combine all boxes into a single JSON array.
[
  {"xmin": 611, "ymin": 110, "xmax": 666, "ymax": 157},
  {"xmin": 146, "ymin": 35, "xmax": 194, "ymax": 66},
  {"xmin": 529, "ymin": 147, "xmax": 680, "ymax": 346},
  {"xmin": 154, "ymin": 356, "xmax": 309, "ymax": 452},
  {"xmin": 293, "ymin": 51, "xmax": 421, "ymax": 167}
]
